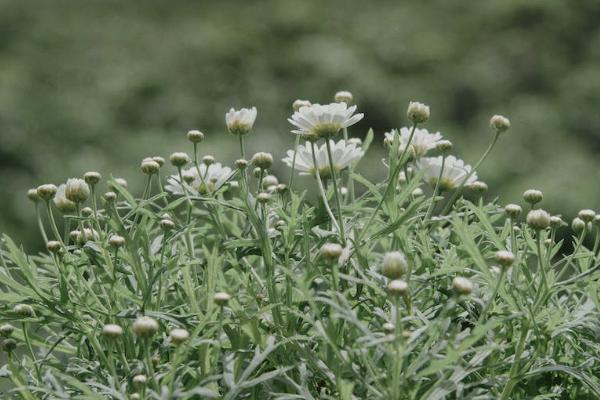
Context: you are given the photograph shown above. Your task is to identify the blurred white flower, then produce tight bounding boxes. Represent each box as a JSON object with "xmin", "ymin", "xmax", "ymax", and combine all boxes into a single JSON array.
[
  {"xmin": 225, "ymin": 107, "xmax": 257, "ymax": 135},
  {"xmin": 416, "ymin": 155, "xmax": 477, "ymax": 191},
  {"xmin": 165, "ymin": 163, "xmax": 232, "ymax": 195},
  {"xmin": 282, "ymin": 139, "xmax": 363, "ymax": 178},
  {"xmin": 288, "ymin": 102, "xmax": 363, "ymax": 140},
  {"xmin": 384, "ymin": 127, "xmax": 443, "ymax": 157}
]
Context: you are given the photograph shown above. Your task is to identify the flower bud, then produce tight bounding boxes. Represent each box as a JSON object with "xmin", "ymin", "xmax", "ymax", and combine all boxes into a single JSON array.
[
  {"xmin": 170, "ymin": 328, "xmax": 190, "ymax": 345},
  {"xmin": 27, "ymin": 188, "xmax": 40, "ymax": 202},
  {"xmin": 382, "ymin": 322, "xmax": 395, "ymax": 334},
  {"xmin": 80, "ymin": 207, "xmax": 93, "ymax": 217},
  {"xmin": 160, "ymin": 218, "xmax": 175, "ymax": 230},
  {"xmin": 235, "ymin": 159, "xmax": 248, "ymax": 170},
  {"xmin": 320, "ymin": 243, "xmax": 343, "ymax": 261},
  {"xmin": 381, "ymin": 251, "xmax": 409, "ymax": 279},
  {"xmin": 103, "ymin": 191, "xmax": 117, "ymax": 202},
  {"xmin": 214, "ymin": 292, "xmax": 231, "ymax": 306},
  {"xmin": 256, "ymin": 192, "xmax": 271, "ymax": 204},
  {"xmin": 452, "ymin": 276, "xmax": 473, "ymax": 295},
  {"xmin": 435, "ymin": 140, "xmax": 453, "ymax": 153},
  {"xmin": 187, "ymin": 130, "xmax": 205, "ymax": 143},
  {"xmin": 469, "ymin": 181, "xmax": 488, "ymax": 194},
  {"xmin": 83, "ymin": 171, "xmax": 102, "ymax": 186},
  {"xmin": 102, "ymin": 324, "xmax": 123, "ymax": 339},
  {"xmin": 550, "ymin": 215, "xmax": 564, "ymax": 228},
  {"xmin": 148, "ymin": 157, "xmax": 163, "ymax": 168},
  {"xmin": 577, "ymin": 209, "xmax": 596, "ymax": 223},
  {"xmin": 132, "ymin": 374, "xmax": 147, "ymax": 387},
  {"xmin": 571, "ymin": 217, "xmax": 586, "ymax": 233},
  {"xmin": 132, "ymin": 316, "xmax": 159, "ymax": 337},
  {"xmin": 504, "ymin": 204, "xmax": 522, "ymax": 219},
  {"xmin": 411, "ymin": 188, "xmax": 424, "ymax": 197},
  {"xmin": 46, "ymin": 240, "xmax": 62, "ymax": 254},
  {"xmin": 527, "ymin": 209, "xmax": 551, "ymax": 230},
  {"xmin": 251, "ymin": 152, "xmax": 273, "ymax": 170},
  {"xmin": 13, "ymin": 304, "xmax": 35, "ymax": 318},
  {"xmin": 182, "ymin": 172, "xmax": 195, "ymax": 184},
  {"xmin": 292, "ymin": 99, "xmax": 311, "ymax": 112},
  {"xmin": 0, "ymin": 324, "xmax": 15, "ymax": 337},
  {"xmin": 276, "ymin": 183, "xmax": 288, "ymax": 194},
  {"xmin": 65, "ymin": 178, "xmax": 90, "ymax": 203},
  {"xmin": 495, "ymin": 250, "xmax": 515, "ymax": 268},
  {"xmin": 252, "ymin": 167, "xmax": 262, "ymax": 178},
  {"xmin": 37, "ymin": 184, "xmax": 58, "ymax": 200},
  {"xmin": 523, "ymin": 189, "xmax": 543, "ymax": 205},
  {"xmin": 109, "ymin": 235, "xmax": 125, "ymax": 248},
  {"xmin": 387, "ymin": 279, "xmax": 408, "ymax": 296},
  {"xmin": 1, "ymin": 338, "xmax": 17, "ymax": 353},
  {"xmin": 334, "ymin": 90, "xmax": 353, "ymax": 104},
  {"xmin": 140, "ymin": 158, "xmax": 160, "ymax": 175},
  {"xmin": 490, "ymin": 115, "xmax": 510, "ymax": 133},
  {"xmin": 407, "ymin": 101, "xmax": 430, "ymax": 124},
  {"xmin": 262, "ymin": 175, "xmax": 279, "ymax": 189},
  {"xmin": 170, "ymin": 152, "xmax": 190, "ymax": 168}
]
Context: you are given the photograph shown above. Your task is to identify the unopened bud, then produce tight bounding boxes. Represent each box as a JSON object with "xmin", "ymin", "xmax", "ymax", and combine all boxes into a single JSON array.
[
  {"xmin": 187, "ymin": 130, "xmax": 205, "ymax": 143},
  {"xmin": 523, "ymin": 189, "xmax": 543, "ymax": 205},
  {"xmin": 490, "ymin": 115, "xmax": 511, "ymax": 133},
  {"xmin": 452, "ymin": 276, "xmax": 473, "ymax": 295},
  {"xmin": 251, "ymin": 152, "xmax": 273, "ymax": 170},
  {"xmin": 334, "ymin": 90, "xmax": 353, "ymax": 104},
  {"xmin": 407, "ymin": 101, "xmax": 430, "ymax": 124},
  {"xmin": 382, "ymin": 251, "xmax": 409, "ymax": 279},
  {"xmin": 320, "ymin": 243, "xmax": 343, "ymax": 261},
  {"xmin": 527, "ymin": 209, "xmax": 551, "ymax": 230},
  {"xmin": 83, "ymin": 171, "xmax": 102, "ymax": 185},
  {"xmin": 387, "ymin": 279, "xmax": 408, "ymax": 296},
  {"xmin": 170, "ymin": 152, "xmax": 190, "ymax": 168},
  {"xmin": 504, "ymin": 204, "xmax": 522, "ymax": 219}
]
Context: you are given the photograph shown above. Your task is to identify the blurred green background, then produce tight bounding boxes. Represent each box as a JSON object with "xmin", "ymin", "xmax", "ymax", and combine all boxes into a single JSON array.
[{"xmin": 1, "ymin": 0, "xmax": 599, "ymax": 250}]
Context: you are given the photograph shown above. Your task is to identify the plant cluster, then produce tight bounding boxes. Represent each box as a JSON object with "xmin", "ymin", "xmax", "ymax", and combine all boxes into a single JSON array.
[{"xmin": 1, "ymin": 92, "xmax": 599, "ymax": 399}]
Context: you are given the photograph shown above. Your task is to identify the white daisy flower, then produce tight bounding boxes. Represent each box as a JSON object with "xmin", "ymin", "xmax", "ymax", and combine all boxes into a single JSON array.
[
  {"xmin": 288, "ymin": 102, "xmax": 364, "ymax": 140},
  {"xmin": 282, "ymin": 139, "xmax": 364, "ymax": 178},
  {"xmin": 416, "ymin": 155, "xmax": 477, "ymax": 191},
  {"xmin": 165, "ymin": 163, "xmax": 232, "ymax": 195},
  {"xmin": 384, "ymin": 127, "xmax": 443, "ymax": 157},
  {"xmin": 225, "ymin": 107, "xmax": 257, "ymax": 135}
]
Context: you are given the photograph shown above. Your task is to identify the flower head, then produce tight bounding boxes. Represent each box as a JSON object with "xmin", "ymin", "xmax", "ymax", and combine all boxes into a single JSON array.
[
  {"xmin": 416, "ymin": 155, "xmax": 477, "ymax": 191},
  {"xmin": 226, "ymin": 107, "xmax": 257, "ymax": 135},
  {"xmin": 54, "ymin": 184, "xmax": 76, "ymax": 213},
  {"xmin": 165, "ymin": 163, "xmax": 232, "ymax": 196},
  {"xmin": 384, "ymin": 127, "xmax": 443, "ymax": 158},
  {"xmin": 65, "ymin": 178, "xmax": 90, "ymax": 203},
  {"xmin": 282, "ymin": 139, "xmax": 363, "ymax": 178},
  {"xmin": 288, "ymin": 102, "xmax": 363, "ymax": 140}
]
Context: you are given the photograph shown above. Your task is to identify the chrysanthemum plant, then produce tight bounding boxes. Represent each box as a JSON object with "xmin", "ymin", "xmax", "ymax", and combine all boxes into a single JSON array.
[{"xmin": 1, "ymin": 93, "xmax": 599, "ymax": 399}]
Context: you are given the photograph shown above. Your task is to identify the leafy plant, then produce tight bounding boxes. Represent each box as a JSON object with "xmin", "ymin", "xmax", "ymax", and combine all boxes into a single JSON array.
[{"xmin": 0, "ymin": 97, "xmax": 598, "ymax": 399}]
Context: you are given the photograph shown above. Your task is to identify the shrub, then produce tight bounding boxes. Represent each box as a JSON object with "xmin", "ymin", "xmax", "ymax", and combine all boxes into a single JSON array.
[{"xmin": 1, "ymin": 96, "xmax": 599, "ymax": 399}]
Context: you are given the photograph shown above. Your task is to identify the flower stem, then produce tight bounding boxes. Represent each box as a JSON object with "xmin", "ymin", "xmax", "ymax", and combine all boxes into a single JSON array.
[
  {"xmin": 424, "ymin": 154, "xmax": 446, "ymax": 221},
  {"xmin": 288, "ymin": 135, "xmax": 301, "ymax": 192},
  {"xmin": 310, "ymin": 142, "xmax": 342, "ymax": 237},
  {"xmin": 45, "ymin": 200, "xmax": 64, "ymax": 245},
  {"xmin": 325, "ymin": 139, "xmax": 346, "ymax": 246}
]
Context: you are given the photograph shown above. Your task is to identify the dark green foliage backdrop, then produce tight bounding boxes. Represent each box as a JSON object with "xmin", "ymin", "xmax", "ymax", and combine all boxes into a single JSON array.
[{"xmin": 1, "ymin": 0, "xmax": 599, "ymax": 249}]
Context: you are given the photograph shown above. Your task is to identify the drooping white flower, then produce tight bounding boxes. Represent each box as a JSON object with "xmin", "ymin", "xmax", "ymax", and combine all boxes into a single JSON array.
[
  {"xmin": 225, "ymin": 107, "xmax": 257, "ymax": 135},
  {"xmin": 288, "ymin": 102, "xmax": 364, "ymax": 140},
  {"xmin": 165, "ymin": 163, "xmax": 232, "ymax": 195},
  {"xmin": 415, "ymin": 155, "xmax": 477, "ymax": 191},
  {"xmin": 282, "ymin": 139, "xmax": 364, "ymax": 178},
  {"xmin": 384, "ymin": 127, "xmax": 443, "ymax": 157}
]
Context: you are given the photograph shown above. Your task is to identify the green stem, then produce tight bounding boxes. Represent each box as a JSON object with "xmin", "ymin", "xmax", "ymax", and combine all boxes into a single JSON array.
[
  {"xmin": 325, "ymin": 139, "xmax": 347, "ymax": 246},
  {"xmin": 310, "ymin": 143, "xmax": 341, "ymax": 236},
  {"xmin": 424, "ymin": 154, "xmax": 446, "ymax": 221},
  {"xmin": 288, "ymin": 135, "xmax": 301, "ymax": 192},
  {"xmin": 45, "ymin": 201, "xmax": 64, "ymax": 245},
  {"xmin": 22, "ymin": 322, "xmax": 42, "ymax": 383}
]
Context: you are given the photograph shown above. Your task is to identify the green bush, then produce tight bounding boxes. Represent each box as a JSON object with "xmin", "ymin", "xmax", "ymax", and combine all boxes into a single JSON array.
[{"xmin": 0, "ymin": 100, "xmax": 598, "ymax": 398}]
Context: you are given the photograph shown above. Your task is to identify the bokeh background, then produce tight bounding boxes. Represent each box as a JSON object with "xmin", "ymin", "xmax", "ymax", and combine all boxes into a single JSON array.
[{"xmin": 1, "ymin": 0, "xmax": 599, "ymax": 250}]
